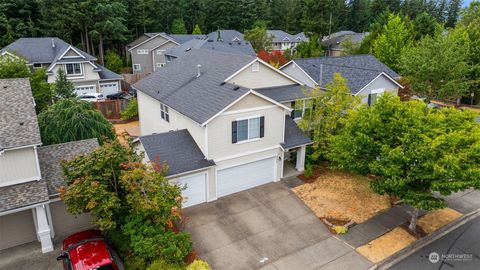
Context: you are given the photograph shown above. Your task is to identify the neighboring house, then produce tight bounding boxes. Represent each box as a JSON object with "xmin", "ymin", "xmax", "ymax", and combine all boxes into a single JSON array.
[
  {"xmin": 322, "ymin": 31, "xmax": 369, "ymax": 57},
  {"xmin": 133, "ymin": 49, "xmax": 312, "ymax": 208},
  {"xmin": 267, "ymin": 30, "xmax": 308, "ymax": 51},
  {"xmin": 128, "ymin": 30, "xmax": 245, "ymax": 74},
  {"xmin": 0, "ymin": 78, "xmax": 99, "ymax": 253},
  {"xmin": 1, "ymin": 38, "xmax": 122, "ymax": 96},
  {"xmin": 165, "ymin": 37, "xmax": 255, "ymax": 62},
  {"xmin": 280, "ymin": 54, "xmax": 403, "ymax": 105}
]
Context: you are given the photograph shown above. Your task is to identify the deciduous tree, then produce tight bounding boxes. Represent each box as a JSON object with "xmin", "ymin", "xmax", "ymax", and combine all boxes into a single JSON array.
[{"xmin": 244, "ymin": 24, "xmax": 272, "ymax": 51}]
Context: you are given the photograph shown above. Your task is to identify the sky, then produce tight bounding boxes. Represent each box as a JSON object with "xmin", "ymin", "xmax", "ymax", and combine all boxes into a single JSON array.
[{"xmin": 463, "ymin": 0, "xmax": 474, "ymax": 7}]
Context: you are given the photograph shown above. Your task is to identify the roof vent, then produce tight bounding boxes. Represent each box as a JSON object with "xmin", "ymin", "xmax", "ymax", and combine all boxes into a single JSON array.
[
  {"xmin": 157, "ymin": 90, "xmax": 160, "ymax": 94},
  {"xmin": 51, "ymin": 38, "xmax": 55, "ymax": 48},
  {"xmin": 220, "ymin": 82, "xmax": 226, "ymax": 86},
  {"xmin": 19, "ymin": 122, "xmax": 24, "ymax": 126},
  {"xmin": 233, "ymin": 86, "xmax": 240, "ymax": 91},
  {"xmin": 196, "ymin": 64, "xmax": 202, "ymax": 78},
  {"xmin": 2, "ymin": 85, "xmax": 7, "ymax": 89},
  {"xmin": 185, "ymin": 47, "xmax": 192, "ymax": 52}
]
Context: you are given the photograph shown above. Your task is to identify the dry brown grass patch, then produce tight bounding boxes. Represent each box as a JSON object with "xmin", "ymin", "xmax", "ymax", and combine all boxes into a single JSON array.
[
  {"xmin": 356, "ymin": 227, "xmax": 416, "ymax": 263},
  {"xmin": 292, "ymin": 169, "xmax": 390, "ymax": 223},
  {"xmin": 417, "ymin": 208, "xmax": 462, "ymax": 234}
]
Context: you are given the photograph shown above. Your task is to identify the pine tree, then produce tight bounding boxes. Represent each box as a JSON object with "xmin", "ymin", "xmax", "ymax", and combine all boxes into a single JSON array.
[
  {"xmin": 53, "ymin": 69, "xmax": 76, "ymax": 99},
  {"xmin": 192, "ymin": 24, "xmax": 202, "ymax": 34},
  {"xmin": 171, "ymin": 18, "xmax": 187, "ymax": 34}
]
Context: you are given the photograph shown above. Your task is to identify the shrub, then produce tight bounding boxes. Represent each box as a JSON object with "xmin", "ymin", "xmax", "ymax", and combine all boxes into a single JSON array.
[
  {"xmin": 186, "ymin": 260, "xmax": 212, "ymax": 270},
  {"xmin": 333, "ymin": 226, "xmax": 348, "ymax": 234},
  {"xmin": 147, "ymin": 259, "xmax": 184, "ymax": 270},
  {"xmin": 121, "ymin": 98, "xmax": 138, "ymax": 120},
  {"xmin": 303, "ymin": 163, "xmax": 313, "ymax": 178}
]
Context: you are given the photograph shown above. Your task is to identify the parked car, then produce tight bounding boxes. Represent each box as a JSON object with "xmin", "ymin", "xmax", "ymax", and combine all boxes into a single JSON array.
[
  {"xmin": 78, "ymin": 92, "xmax": 105, "ymax": 102},
  {"xmin": 106, "ymin": 92, "xmax": 131, "ymax": 100},
  {"xmin": 57, "ymin": 230, "xmax": 124, "ymax": 270}
]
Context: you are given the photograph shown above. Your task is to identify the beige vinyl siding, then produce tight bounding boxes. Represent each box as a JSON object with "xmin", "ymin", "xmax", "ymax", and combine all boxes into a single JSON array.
[
  {"xmin": 63, "ymin": 49, "xmax": 81, "ymax": 57},
  {"xmin": 137, "ymin": 91, "xmax": 206, "ymax": 152},
  {"xmin": 207, "ymin": 93, "xmax": 285, "ymax": 160},
  {"xmin": 281, "ymin": 62, "xmax": 317, "ymax": 88},
  {"xmin": 227, "ymin": 61, "xmax": 297, "ymax": 89},
  {"xmin": 131, "ymin": 35, "xmax": 173, "ymax": 74},
  {"xmin": 47, "ymin": 62, "xmax": 100, "ymax": 84},
  {"xmin": 356, "ymin": 74, "xmax": 399, "ymax": 103},
  {"xmin": 0, "ymin": 147, "xmax": 40, "ymax": 186},
  {"xmin": 50, "ymin": 201, "xmax": 93, "ymax": 237}
]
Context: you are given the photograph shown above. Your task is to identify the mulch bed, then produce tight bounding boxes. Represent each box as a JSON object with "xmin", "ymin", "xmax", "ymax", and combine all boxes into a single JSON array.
[
  {"xmin": 184, "ymin": 249, "xmax": 199, "ymax": 265},
  {"xmin": 399, "ymin": 222, "xmax": 428, "ymax": 239},
  {"xmin": 298, "ymin": 166, "xmax": 329, "ymax": 183}
]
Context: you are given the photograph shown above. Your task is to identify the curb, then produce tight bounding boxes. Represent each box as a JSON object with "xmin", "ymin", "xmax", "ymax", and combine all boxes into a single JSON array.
[{"xmin": 368, "ymin": 208, "xmax": 480, "ymax": 270}]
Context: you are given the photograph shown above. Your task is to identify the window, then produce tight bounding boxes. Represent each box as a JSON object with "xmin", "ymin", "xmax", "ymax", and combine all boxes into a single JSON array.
[
  {"xmin": 65, "ymin": 63, "xmax": 82, "ymax": 76},
  {"xmin": 368, "ymin": 89, "xmax": 385, "ymax": 106},
  {"xmin": 137, "ymin": 49, "xmax": 149, "ymax": 54},
  {"xmin": 157, "ymin": 49, "xmax": 165, "ymax": 55},
  {"xmin": 160, "ymin": 103, "xmax": 170, "ymax": 122},
  {"xmin": 232, "ymin": 116, "xmax": 264, "ymax": 143},
  {"xmin": 252, "ymin": 62, "xmax": 259, "ymax": 72},
  {"xmin": 156, "ymin": 63, "xmax": 166, "ymax": 68},
  {"xmin": 291, "ymin": 100, "xmax": 312, "ymax": 119},
  {"xmin": 133, "ymin": 64, "xmax": 141, "ymax": 71}
]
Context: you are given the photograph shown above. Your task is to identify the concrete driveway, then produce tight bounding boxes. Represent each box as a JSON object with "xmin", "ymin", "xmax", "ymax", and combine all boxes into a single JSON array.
[
  {"xmin": 0, "ymin": 241, "xmax": 62, "ymax": 270},
  {"xmin": 183, "ymin": 182, "xmax": 373, "ymax": 270}
]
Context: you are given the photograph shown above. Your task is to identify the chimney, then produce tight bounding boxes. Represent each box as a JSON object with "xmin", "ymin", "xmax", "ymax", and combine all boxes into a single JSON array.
[
  {"xmin": 196, "ymin": 64, "xmax": 202, "ymax": 78},
  {"xmin": 51, "ymin": 38, "xmax": 55, "ymax": 48}
]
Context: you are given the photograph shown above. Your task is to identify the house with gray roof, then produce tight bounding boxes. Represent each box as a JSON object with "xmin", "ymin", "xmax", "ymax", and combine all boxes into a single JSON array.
[
  {"xmin": 280, "ymin": 54, "xmax": 403, "ymax": 106},
  {"xmin": 322, "ymin": 31, "xmax": 369, "ymax": 56},
  {"xmin": 134, "ymin": 49, "xmax": 312, "ymax": 207},
  {"xmin": 1, "ymin": 38, "xmax": 122, "ymax": 96},
  {"xmin": 267, "ymin": 30, "xmax": 308, "ymax": 51},
  {"xmin": 0, "ymin": 78, "xmax": 99, "ymax": 253}
]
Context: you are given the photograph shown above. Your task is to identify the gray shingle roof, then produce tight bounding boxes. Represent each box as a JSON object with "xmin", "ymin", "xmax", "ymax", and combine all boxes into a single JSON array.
[
  {"xmin": 0, "ymin": 78, "xmax": 42, "ymax": 149},
  {"xmin": 254, "ymin": 85, "xmax": 317, "ymax": 102},
  {"xmin": 169, "ymin": 34, "xmax": 207, "ymax": 44},
  {"xmin": 140, "ymin": 130, "xmax": 215, "ymax": 176},
  {"xmin": 37, "ymin": 139, "xmax": 99, "ymax": 197},
  {"xmin": 267, "ymin": 30, "xmax": 308, "ymax": 43},
  {"xmin": 133, "ymin": 49, "xmax": 254, "ymax": 124},
  {"xmin": 322, "ymin": 32, "xmax": 369, "ymax": 49},
  {"xmin": 165, "ymin": 39, "xmax": 255, "ymax": 58},
  {"xmin": 0, "ymin": 180, "xmax": 49, "ymax": 212},
  {"xmin": 290, "ymin": 55, "xmax": 400, "ymax": 94},
  {"xmin": 207, "ymin": 30, "xmax": 244, "ymax": 42},
  {"xmin": 281, "ymin": 116, "xmax": 312, "ymax": 149},
  {"xmin": 98, "ymin": 65, "xmax": 122, "ymax": 81},
  {"xmin": 1, "ymin": 37, "xmax": 96, "ymax": 63}
]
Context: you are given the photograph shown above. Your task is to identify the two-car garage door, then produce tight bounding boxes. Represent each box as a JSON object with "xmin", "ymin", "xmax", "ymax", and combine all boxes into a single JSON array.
[{"xmin": 217, "ymin": 157, "xmax": 276, "ymax": 197}]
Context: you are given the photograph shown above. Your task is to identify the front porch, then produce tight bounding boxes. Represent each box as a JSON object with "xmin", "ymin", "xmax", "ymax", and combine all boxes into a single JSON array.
[{"xmin": 282, "ymin": 145, "xmax": 307, "ymax": 179}]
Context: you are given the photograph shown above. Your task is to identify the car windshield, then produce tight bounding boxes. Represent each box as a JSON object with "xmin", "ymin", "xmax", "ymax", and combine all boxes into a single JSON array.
[{"xmin": 97, "ymin": 264, "xmax": 115, "ymax": 270}]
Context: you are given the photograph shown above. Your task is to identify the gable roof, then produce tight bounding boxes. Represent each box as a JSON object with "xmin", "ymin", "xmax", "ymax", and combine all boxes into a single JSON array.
[
  {"xmin": 134, "ymin": 49, "xmax": 255, "ymax": 124},
  {"xmin": 207, "ymin": 30, "xmax": 244, "ymax": 42},
  {"xmin": 140, "ymin": 129, "xmax": 215, "ymax": 176},
  {"xmin": 165, "ymin": 38, "xmax": 255, "ymax": 58},
  {"xmin": 0, "ymin": 78, "xmax": 42, "ymax": 150},
  {"xmin": 37, "ymin": 139, "xmax": 99, "ymax": 197},
  {"xmin": 98, "ymin": 65, "xmax": 123, "ymax": 81},
  {"xmin": 284, "ymin": 55, "xmax": 400, "ymax": 94},
  {"xmin": 255, "ymin": 84, "xmax": 317, "ymax": 103},
  {"xmin": 1, "ymin": 37, "xmax": 96, "ymax": 64},
  {"xmin": 267, "ymin": 30, "xmax": 308, "ymax": 43}
]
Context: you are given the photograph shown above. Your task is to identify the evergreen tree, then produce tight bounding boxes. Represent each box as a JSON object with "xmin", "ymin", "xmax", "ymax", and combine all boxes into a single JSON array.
[
  {"xmin": 171, "ymin": 18, "xmax": 187, "ymax": 34},
  {"xmin": 30, "ymin": 68, "xmax": 53, "ymax": 113},
  {"xmin": 413, "ymin": 12, "xmax": 439, "ymax": 39},
  {"xmin": 445, "ymin": 0, "xmax": 462, "ymax": 27},
  {"xmin": 105, "ymin": 50, "xmax": 123, "ymax": 73},
  {"xmin": 53, "ymin": 69, "xmax": 76, "ymax": 99},
  {"xmin": 192, "ymin": 24, "xmax": 202, "ymax": 34},
  {"xmin": 347, "ymin": 0, "xmax": 371, "ymax": 32}
]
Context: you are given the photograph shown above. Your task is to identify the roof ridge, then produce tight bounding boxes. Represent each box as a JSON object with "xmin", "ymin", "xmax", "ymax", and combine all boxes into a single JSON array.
[{"xmin": 307, "ymin": 62, "xmax": 386, "ymax": 73}]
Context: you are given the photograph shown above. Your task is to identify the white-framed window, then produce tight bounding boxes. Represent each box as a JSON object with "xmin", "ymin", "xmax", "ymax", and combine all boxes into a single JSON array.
[
  {"xmin": 291, "ymin": 99, "xmax": 312, "ymax": 119},
  {"xmin": 137, "ymin": 49, "xmax": 149, "ymax": 54},
  {"xmin": 160, "ymin": 103, "xmax": 170, "ymax": 122},
  {"xmin": 368, "ymin": 89, "xmax": 385, "ymax": 106},
  {"xmin": 157, "ymin": 49, "xmax": 165, "ymax": 55},
  {"xmin": 156, "ymin": 63, "xmax": 166, "ymax": 68},
  {"xmin": 133, "ymin": 64, "xmax": 141, "ymax": 71},
  {"xmin": 252, "ymin": 62, "xmax": 260, "ymax": 72},
  {"xmin": 232, "ymin": 116, "xmax": 264, "ymax": 143},
  {"xmin": 65, "ymin": 63, "xmax": 82, "ymax": 76}
]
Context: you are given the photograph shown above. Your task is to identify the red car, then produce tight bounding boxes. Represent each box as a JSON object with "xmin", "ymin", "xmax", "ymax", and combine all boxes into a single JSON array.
[{"xmin": 57, "ymin": 230, "xmax": 123, "ymax": 270}]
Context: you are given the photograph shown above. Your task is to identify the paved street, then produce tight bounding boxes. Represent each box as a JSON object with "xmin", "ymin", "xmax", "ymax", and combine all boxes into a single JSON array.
[
  {"xmin": 183, "ymin": 182, "xmax": 373, "ymax": 270},
  {"xmin": 390, "ymin": 216, "xmax": 480, "ymax": 270}
]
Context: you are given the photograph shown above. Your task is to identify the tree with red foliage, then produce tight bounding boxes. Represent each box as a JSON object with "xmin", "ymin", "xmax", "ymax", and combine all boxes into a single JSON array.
[{"xmin": 257, "ymin": 50, "xmax": 287, "ymax": 68}]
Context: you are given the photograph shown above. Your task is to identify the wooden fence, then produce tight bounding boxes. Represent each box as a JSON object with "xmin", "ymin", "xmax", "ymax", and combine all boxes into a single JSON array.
[{"xmin": 93, "ymin": 99, "xmax": 128, "ymax": 119}]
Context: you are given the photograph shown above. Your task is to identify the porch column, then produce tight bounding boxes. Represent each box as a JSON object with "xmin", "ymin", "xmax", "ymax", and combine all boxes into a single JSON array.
[
  {"xmin": 296, "ymin": 146, "xmax": 306, "ymax": 172},
  {"xmin": 35, "ymin": 205, "xmax": 54, "ymax": 253}
]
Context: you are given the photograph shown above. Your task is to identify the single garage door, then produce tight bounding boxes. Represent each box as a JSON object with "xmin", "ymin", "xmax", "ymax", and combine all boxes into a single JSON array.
[
  {"xmin": 74, "ymin": 85, "xmax": 96, "ymax": 96},
  {"xmin": 50, "ymin": 201, "xmax": 92, "ymax": 237},
  {"xmin": 178, "ymin": 173, "xmax": 207, "ymax": 208},
  {"xmin": 217, "ymin": 157, "xmax": 276, "ymax": 197},
  {"xmin": 0, "ymin": 210, "xmax": 37, "ymax": 250},
  {"xmin": 99, "ymin": 82, "xmax": 119, "ymax": 95}
]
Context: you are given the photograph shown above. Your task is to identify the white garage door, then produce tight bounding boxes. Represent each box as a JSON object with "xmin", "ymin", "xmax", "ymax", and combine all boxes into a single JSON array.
[
  {"xmin": 74, "ymin": 85, "xmax": 96, "ymax": 96},
  {"xmin": 178, "ymin": 173, "xmax": 207, "ymax": 208},
  {"xmin": 99, "ymin": 82, "xmax": 119, "ymax": 95},
  {"xmin": 0, "ymin": 210, "xmax": 37, "ymax": 250},
  {"xmin": 217, "ymin": 157, "xmax": 276, "ymax": 197},
  {"xmin": 50, "ymin": 201, "xmax": 93, "ymax": 237}
]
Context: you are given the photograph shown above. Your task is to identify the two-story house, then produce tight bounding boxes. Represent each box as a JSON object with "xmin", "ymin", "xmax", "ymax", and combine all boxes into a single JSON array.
[
  {"xmin": 128, "ymin": 30, "xmax": 248, "ymax": 74},
  {"xmin": 322, "ymin": 31, "xmax": 370, "ymax": 57},
  {"xmin": 0, "ymin": 78, "xmax": 98, "ymax": 253},
  {"xmin": 280, "ymin": 54, "xmax": 403, "ymax": 107},
  {"xmin": 1, "ymin": 38, "xmax": 122, "ymax": 96},
  {"xmin": 134, "ymin": 49, "xmax": 312, "ymax": 207},
  {"xmin": 267, "ymin": 30, "xmax": 309, "ymax": 51}
]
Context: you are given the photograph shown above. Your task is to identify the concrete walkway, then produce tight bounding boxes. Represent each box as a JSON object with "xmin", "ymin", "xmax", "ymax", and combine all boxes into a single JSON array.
[{"xmin": 183, "ymin": 182, "xmax": 373, "ymax": 270}]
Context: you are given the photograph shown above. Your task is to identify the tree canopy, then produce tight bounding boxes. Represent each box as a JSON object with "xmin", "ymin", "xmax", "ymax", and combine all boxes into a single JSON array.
[
  {"xmin": 328, "ymin": 94, "xmax": 480, "ymax": 230},
  {"xmin": 38, "ymin": 99, "xmax": 115, "ymax": 145}
]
